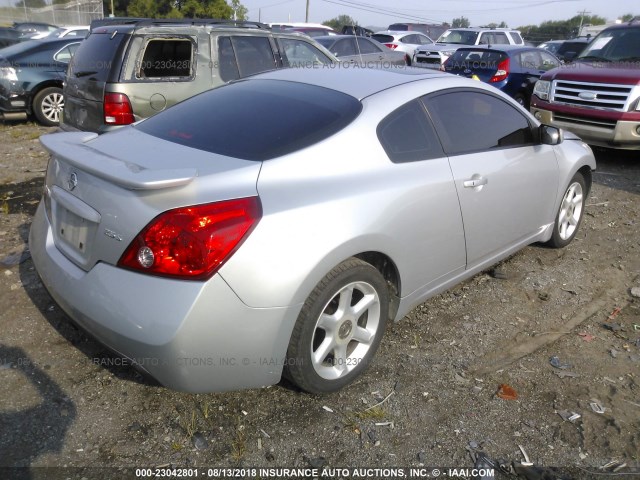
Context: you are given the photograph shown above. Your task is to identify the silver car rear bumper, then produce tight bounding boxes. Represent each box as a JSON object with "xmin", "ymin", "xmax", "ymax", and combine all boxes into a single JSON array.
[{"xmin": 29, "ymin": 203, "xmax": 298, "ymax": 393}]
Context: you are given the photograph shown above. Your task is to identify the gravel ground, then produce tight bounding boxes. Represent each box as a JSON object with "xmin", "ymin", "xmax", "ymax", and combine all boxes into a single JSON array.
[{"xmin": 0, "ymin": 120, "xmax": 639, "ymax": 480}]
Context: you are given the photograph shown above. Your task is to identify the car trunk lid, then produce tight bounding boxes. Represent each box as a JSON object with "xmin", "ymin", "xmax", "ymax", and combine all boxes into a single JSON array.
[{"xmin": 40, "ymin": 129, "xmax": 262, "ymax": 272}]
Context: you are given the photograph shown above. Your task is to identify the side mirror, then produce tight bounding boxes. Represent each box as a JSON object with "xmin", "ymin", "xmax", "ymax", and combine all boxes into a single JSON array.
[
  {"xmin": 563, "ymin": 51, "xmax": 577, "ymax": 62},
  {"xmin": 540, "ymin": 125, "xmax": 563, "ymax": 145}
]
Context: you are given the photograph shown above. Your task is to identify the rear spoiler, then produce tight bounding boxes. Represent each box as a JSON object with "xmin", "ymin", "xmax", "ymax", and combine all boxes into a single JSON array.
[{"xmin": 40, "ymin": 132, "xmax": 197, "ymax": 190}]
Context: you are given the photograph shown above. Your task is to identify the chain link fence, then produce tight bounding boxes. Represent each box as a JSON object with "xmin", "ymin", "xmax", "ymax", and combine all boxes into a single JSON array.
[{"xmin": 0, "ymin": 0, "xmax": 103, "ymax": 27}]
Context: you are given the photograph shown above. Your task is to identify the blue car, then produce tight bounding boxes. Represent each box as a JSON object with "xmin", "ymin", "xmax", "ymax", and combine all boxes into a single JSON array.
[
  {"xmin": 0, "ymin": 37, "xmax": 82, "ymax": 125},
  {"xmin": 442, "ymin": 45, "xmax": 560, "ymax": 109}
]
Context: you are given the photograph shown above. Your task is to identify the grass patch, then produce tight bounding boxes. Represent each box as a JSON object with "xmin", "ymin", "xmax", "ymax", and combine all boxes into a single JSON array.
[{"xmin": 355, "ymin": 405, "xmax": 387, "ymax": 420}]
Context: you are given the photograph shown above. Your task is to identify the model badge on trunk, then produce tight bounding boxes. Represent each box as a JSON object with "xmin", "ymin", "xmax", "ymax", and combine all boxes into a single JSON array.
[{"xmin": 67, "ymin": 172, "xmax": 78, "ymax": 191}]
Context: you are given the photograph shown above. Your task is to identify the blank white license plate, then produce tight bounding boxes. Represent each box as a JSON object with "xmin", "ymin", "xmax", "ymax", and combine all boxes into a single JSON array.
[{"xmin": 56, "ymin": 206, "xmax": 91, "ymax": 254}]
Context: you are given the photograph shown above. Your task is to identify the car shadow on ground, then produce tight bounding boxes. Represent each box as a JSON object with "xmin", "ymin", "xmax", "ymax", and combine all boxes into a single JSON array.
[
  {"xmin": 591, "ymin": 147, "xmax": 640, "ymax": 195},
  {"xmin": 0, "ymin": 345, "xmax": 75, "ymax": 477},
  {"xmin": 16, "ymin": 219, "xmax": 159, "ymax": 389}
]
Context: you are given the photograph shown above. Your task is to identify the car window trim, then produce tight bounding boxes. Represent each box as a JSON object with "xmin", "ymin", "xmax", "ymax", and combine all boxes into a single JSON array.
[
  {"xmin": 53, "ymin": 41, "xmax": 82, "ymax": 64},
  {"xmin": 376, "ymin": 98, "xmax": 446, "ymax": 164},
  {"xmin": 421, "ymin": 87, "xmax": 539, "ymax": 157},
  {"xmin": 134, "ymin": 34, "xmax": 197, "ymax": 82}
]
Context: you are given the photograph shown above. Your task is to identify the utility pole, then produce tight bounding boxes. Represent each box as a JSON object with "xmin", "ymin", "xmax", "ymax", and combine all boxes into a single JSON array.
[
  {"xmin": 577, "ymin": 9, "xmax": 590, "ymax": 36},
  {"xmin": 305, "ymin": 0, "xmax": 309, "ymax": 22}
]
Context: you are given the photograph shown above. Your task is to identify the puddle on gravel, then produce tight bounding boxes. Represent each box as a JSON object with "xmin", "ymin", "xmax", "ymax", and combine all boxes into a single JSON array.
[{"xmin": 0, "ymin": 177, "xmax": 44, "ymax": 216}]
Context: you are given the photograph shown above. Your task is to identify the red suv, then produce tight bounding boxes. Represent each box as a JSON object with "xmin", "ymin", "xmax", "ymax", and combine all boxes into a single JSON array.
[{"xmin": 530, "ymin": 20, "xmax": 640, "ymax": 150}]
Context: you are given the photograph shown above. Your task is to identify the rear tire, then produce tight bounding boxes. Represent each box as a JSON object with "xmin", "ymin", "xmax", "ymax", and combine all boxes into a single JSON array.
[
  {"xmin": 285, "ymin": 258, "xmax": 389, "ymax": 394},
  {"xmin": 33, "ymin": 87, "xmax": 64, "ymax": 126},
  {"xmin": 546, "ymin": 172, "xmax": 586, "ymax": 248}
]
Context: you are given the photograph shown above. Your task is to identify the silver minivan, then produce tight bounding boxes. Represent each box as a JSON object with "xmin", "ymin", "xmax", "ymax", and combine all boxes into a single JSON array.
[{"xmin": 61, "ymin": 19, "xmax": 336, "ymax": 133}]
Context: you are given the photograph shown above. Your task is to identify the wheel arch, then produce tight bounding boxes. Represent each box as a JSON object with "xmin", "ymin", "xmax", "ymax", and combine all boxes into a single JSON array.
[
  {"xmin": 577, "ymin": 164, "xmax": 592, "ymax": 197},
  {"xmin": 354, "ymin": 251, "xmax": 401, "ymax": 321}
]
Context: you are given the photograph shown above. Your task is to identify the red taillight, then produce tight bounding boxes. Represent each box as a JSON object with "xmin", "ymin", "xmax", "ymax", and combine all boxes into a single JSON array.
[
  {"xmin": 104, "ymin": 93, "xmax": 134, "ymax": 125},
  {"xmin": 384, "ymin": 43, "xmax": 398, "ymax": 49},
  {"xmin": 490, "ymin": 58, "xmax": 510, "ymax": 83},
  {"xmin": 118, "ymin": 197, "xmax": 262, "ymax": 280}
]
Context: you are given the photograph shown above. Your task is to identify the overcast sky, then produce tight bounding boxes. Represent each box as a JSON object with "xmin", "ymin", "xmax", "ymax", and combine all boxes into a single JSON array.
[{"xmin": 245, "ymin": 0, "xmax": 637, "ymax": 28}]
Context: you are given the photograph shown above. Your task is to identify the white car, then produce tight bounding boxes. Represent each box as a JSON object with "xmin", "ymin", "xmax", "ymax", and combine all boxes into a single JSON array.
[
  {"xmin": 32, "ymin": 25, "xmax": 89, "ymax": 40},
  {"xmin": 413, "ymin": 27, "xmax": 524, "ymax": 69},
  {"xmin": 371, "ymin": 30, "xmax": 434, "ymax": 65}
]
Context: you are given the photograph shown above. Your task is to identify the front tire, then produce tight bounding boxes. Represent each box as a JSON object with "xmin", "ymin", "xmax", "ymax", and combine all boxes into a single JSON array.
[
  {"xmin": 285, "ymin": 258, "xmax": 389, "ymax": 394},
  {"xmin": 33, "ymin": 87, "xmax": 64, "ymax": 126},
  {"xmin": 546, "ymin": 172, "xmax": 586, "ymax": 248}
]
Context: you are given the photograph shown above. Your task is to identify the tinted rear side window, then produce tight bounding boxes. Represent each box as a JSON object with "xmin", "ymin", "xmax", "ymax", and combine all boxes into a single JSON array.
[
  {"xmin": 68, "ymin": 32, "xmax": 128, "ymax": 82},
  {"xmin": 377, "ymin": 100, "xmax": 443, "ymax": 163},
  {"xmin": 136, "ymin": 80, "xmax": 362, "ymax": 161}
]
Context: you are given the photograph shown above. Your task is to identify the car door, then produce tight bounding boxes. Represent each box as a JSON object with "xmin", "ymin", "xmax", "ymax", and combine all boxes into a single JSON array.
[
  {"xmin": 331, "ymin": 37, "xmax": 358, "ymax": 61},
  {"xmin": 376, "ymin": 99, "xmax": 466, "ymax": 292},
  {"xmin": 423, "ymin": 89, "xmax": 559, "ymax": 268},
  {"xmin": 354, "ymin": 37, "xmax": 387, "ymax": 63}
]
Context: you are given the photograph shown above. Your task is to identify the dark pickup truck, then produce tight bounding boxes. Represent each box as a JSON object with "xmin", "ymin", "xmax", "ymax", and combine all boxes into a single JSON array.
[{"xmin": 530, "ymin": 19, "xmax": 640, "ymax": 150}]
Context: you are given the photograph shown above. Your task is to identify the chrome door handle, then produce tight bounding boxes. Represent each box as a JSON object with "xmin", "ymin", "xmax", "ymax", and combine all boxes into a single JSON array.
[{"xmin": 463, "ymin": 177, "xmax": 488, "ymax": 188}]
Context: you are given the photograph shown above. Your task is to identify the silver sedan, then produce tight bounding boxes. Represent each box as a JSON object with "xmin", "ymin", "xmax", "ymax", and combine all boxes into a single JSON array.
[
  {"xmin": 29, "ymin": 67, "xmax": 596, "ymax": 394},
  {"xmin": 315, "ymin": 35, "xmax": 408, "ymax": 66}
]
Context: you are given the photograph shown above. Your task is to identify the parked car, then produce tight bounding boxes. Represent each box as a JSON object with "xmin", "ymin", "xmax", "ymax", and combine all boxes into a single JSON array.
[
  {"xmin": 61, "ymin": 19, "xmax": 336, "ymax": 133},
  {"xmin": 30, "ymin": 67, "xmax": 595, "ymax": 394},
  {"xmin": 34, "ymin": 25, "xmax": 90, "ymax": 40},
  {"xmin": 12, "ymin": 22, "xmax": 57, "ymax": 39},
  {"xmin": 371, "ymin": 30, "xmax": 434, "ymax": 65},
  {"xmin": 413, "ymin": 27, "xmax": 525, "ymax": 69},
  {"xmin": 538, "ymin": 38, "xmax": 590, "ymax": 62},
  {"xmin": 315, "ymin": 35, "xmax": 407, "ymax": 66},
  {"xmin": 269, "ymin": 23, "xmax": 337, "ymax": 37},
  {"xmin": 531, "ymin": 19, "xmax": 640, "ymax": 150},
  {"xmin": 443, "ymin": 45, "xmax": 560, "ymax": 108},
  {"xmin": 284, "ymin": 26, "xmax": 339, "ymax": 38},
  {"xmin": 388, "ymin": 23, "xmax": 448, "ymax": 40},
  {"xmin": 0, "ymin": 37, "xmax": 82, "ymax": 125},
  {"xmin": 341, "ymin": 25, "xmax": 373, "ymax": 37}
]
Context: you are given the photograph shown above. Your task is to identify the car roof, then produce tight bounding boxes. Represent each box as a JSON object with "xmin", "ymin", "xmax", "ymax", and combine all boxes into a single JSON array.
[
  {"xmin": 248, "ymin": 67, "xmax": 447, "ymax": 99},
  {"xmin": 602, "ymin": 20, "xmax": 640, "ymax": 31}
]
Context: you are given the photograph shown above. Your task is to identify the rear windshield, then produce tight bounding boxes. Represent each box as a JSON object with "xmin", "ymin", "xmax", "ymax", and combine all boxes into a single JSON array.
[
  {"xmin": 135, "ymin": 79, "xmax": 362, "ymax": 161},
  {"xmin": 446, "ymin": 50, "xmax": 507, "ymax": 69},
  {"xmin": 68, "ymin": 32, "xmax": 128, "ymax": 82},
  {"xmin": 371, "ymin": 34, "xmax": 394, "ymax": 44}
]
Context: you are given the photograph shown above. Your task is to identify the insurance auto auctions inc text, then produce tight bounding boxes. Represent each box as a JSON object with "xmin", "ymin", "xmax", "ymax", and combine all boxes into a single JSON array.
[{"xmin": 142, "ymin": 467, "xmax": 496, "ymax": 479}]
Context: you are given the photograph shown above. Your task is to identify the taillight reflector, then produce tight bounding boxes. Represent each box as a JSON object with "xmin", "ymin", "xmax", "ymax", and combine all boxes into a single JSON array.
[
  {"xmin": 104, "ymin": 93, "xmax": 134, "ymax": 125},
  {"xmin": 384, "ymin": 43, "xmax": 398, "ymax": 49},
  {"xmin": 118, "ymin": 197, "xmax": 262, "ymax": 280}
]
